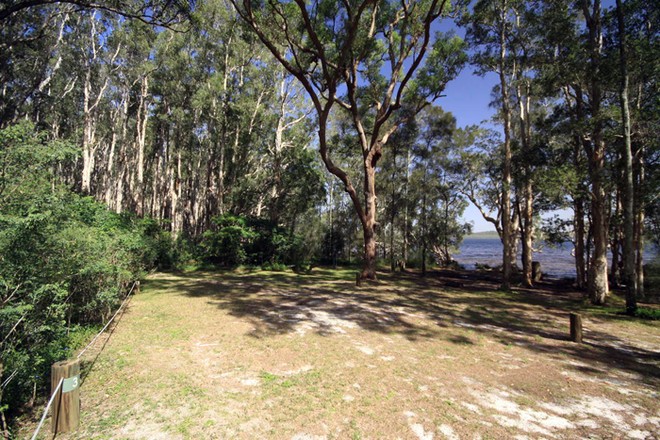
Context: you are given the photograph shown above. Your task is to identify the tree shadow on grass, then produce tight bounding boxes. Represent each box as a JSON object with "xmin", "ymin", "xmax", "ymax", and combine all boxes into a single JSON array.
[{"xmin": 146, "ymin": 268, "xmax": 660, "ymax": 388}]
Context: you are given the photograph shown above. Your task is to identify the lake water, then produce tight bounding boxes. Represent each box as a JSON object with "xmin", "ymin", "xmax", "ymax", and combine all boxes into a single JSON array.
[{"xmin": 455, "ymin": 237, "xmax": 658, "ymax": 280}]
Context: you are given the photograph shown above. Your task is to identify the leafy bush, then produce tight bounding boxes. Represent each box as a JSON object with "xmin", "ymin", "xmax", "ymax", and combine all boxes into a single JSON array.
[
  {"xmin": 633, "ymin": 307, "xmax": 660, "ymax": 321},
  {"xmin": 201, "ymin": 214, "xmax": 308, "ymax": 268},
  {"xmin": 201, "ymin": 214, "xmax": 256, "ymax": 266},
  {"xmin": 0, "ymin": 123, "xmax": 177, "ymax": 433}
]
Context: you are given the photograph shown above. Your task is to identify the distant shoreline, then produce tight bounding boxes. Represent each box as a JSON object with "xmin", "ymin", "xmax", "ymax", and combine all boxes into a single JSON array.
[{"xmin": 466, "ymin": 231, "xmax": 500, "ymax": 239}]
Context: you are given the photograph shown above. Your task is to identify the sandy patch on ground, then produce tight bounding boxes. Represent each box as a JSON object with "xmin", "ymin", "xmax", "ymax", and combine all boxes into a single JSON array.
[{"xmin": 21, "ymin": 269, "xmax": 659, "ymax": 440}]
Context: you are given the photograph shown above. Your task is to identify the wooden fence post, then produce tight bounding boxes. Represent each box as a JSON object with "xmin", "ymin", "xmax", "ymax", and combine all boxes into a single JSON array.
[
  {"xmin": 569, "ymin": 313, "xmax": 582, "ymax": 343},
  {"xmin": 356, "ymin": 272, "xmax": 361, "ymax": 287},
  {"xmin": 51, "ymin": 359, "xmax": 80, "ymax": 433}
]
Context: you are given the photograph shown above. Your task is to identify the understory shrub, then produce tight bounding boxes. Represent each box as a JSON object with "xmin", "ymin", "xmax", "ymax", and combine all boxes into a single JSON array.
[
  {"xmin": 201, "ymin": 213, "xmax": 308, "ymax": 268},
  {"xmin": 0, "ymin": 122, "xmax": 177, "ymax": 434}
]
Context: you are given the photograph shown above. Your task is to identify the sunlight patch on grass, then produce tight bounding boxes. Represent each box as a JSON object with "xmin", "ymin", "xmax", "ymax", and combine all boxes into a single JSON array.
[{"xmin": 50, "ymin": 267, "xmax": 660, "ymax": 440}]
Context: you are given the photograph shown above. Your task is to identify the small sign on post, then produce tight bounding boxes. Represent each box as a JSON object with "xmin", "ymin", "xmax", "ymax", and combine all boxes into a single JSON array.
[
  {"xmin": 569, "ymin": 312, "xmax": 583, "ymax": 343},
  {"xmin": 51, "ymin": 359, "xmax": 80, "ymax": 433}
]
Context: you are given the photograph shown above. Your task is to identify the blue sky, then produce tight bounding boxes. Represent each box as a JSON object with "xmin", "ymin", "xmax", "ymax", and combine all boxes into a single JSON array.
[{"xmin": 441, "ymin": 70, "xmax": 500, "ymax": 232}]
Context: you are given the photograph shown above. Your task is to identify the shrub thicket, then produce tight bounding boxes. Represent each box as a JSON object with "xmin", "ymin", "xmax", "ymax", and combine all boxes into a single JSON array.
[
  {"xmin": 201, "ymin": 213, "xmax": 309, "ymax": 270},
  {"xmin": 0, "ymin": 123, "xmax": 174, "ymax": 433}
]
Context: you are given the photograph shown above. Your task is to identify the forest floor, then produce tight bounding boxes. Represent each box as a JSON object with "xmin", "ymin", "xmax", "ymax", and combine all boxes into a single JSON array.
[{"xmin": 22, "ymin": 267, "xmax": 660, "ymax": 439}]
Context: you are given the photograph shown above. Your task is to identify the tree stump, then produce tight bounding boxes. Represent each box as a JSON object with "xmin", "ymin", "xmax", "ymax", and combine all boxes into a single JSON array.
[
  {"xmin": 532, "ymin": 261, "xmax": 542, "ymax": 282},
  {"xmin": 569, "ymin": 313, "xmax": 582, "ymax": 343},
  {"xmin": 51, "ymin": 359, "xmax": 80, "ymax": 433}
]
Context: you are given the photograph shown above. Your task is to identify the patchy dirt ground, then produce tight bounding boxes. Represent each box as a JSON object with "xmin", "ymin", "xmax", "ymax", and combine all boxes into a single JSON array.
[{"xmin": 23, "ymin": 268, "xmax": 660, "ymax": 439}]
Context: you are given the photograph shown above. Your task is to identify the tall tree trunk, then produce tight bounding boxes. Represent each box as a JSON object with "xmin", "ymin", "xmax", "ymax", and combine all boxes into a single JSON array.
[
  {"xmin": 634, "ymin": 149, "xmax": 645, "ymax": 298},
  {"xmin": 402, "ymin": 147, "xmax": 411, "ymax": 268},
  {"xmin": 582, "ymin": 0, "xmax": 608, "ymax": 305},
  {"xmin": 389, "ymin": 146, "xmax": 398, "ymax": 271},
  {"xmin": 269, "ymin": 74, "xmax": 287, "ymax": 223},
  {"xmin": 616, "ymin": 0, "xmax": 637, "ymax": 313},
  {"xmin": 520, "ymin": 192, "xmax": 533, "ymax": 286},
  {"xmin": 443, "ymin": 195, "xmax": 450, "ymax": 265},
  {"xmin": 516, "ymin": 81, "xmax": 534, "ymax": 287},
  {"xmin": 134, "ymin": 75, "xmax": 150, "ymax": 217},
  {"xmin": 498, "ymin": 0, "xmax": 513, "ymax": 290},
  {"xmin": 421, "ymin": 185, "xmax": 428, "ymax": 276},
  {"xmin": 80, "ymin": 13, "xmax": 116, "ymax": 194},
  {"xmin": 361, "ymin": 159, "xmax": 378, "ymax": 280},
  {"xmin": 81, "ymin": 112, "xmax": 97, "ymax": 194},
  {"xmin": 610, "ymin": 191, "xmax": 622, "ymax": 287},
  {"xmin": 569, "ymin": 86, "xmax": 589, "ymax": 291},
  {"xmin": 574, "ymin": 196, "xmax": 587, "ymax": 289},
  {"xmin": 588, "ymin": 163, "xmax": 609, "ymax": 304}
]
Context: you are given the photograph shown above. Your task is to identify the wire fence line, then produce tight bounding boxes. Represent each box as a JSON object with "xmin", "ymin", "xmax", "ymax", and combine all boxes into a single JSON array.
[
  {"xmin": 1, "ymin": 312, "xmax": 27, "ymax": 346},
  {"xmin": 1, "ymin": 280, "xmax": 137, "ymax": 438},
  {"xmin": 76, "ymin": 280, "xmax": 137, "ymax": 360},
  {"xmin": 29, "ymin": 377, "xmax": 63, "ymax": 440},
  {"xmin": 2, "ymin": 280, "xmax": 137, "ymax": 378},
  {"xmin": 1, "ymin": 369, "xmax": 18, "ymax": 390}
]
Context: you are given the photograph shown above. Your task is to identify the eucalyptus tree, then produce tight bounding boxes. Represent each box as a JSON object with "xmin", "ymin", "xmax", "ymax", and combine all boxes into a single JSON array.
[
  {"xmin": 231, "ymin": 0, "xmax": 467, "ymax": 279},
  {"xmin": 535, "ymin": 0, "xmax": 643, "ymax": 304},
  {"xmin": 575, "ymin": 0, "xmax": 611, "ymax": 304},
  {"xmin": 378, "ymin": 115, "xmax": 416, "ymax": 271},
  {"xmin": 409, "ymin": 106, "xmax": 470, "ymax": 274},
  {"xmin": 453, "ymin": 126, "xmax": 515, "ymax": 241},
  {"xmin": 532, "ymin": 0, "xmax": 593, "ymax": 289},
  {"xmin": 462, "ymin": 0, "xmax": 522, "ymax": 289},
  {"xmin": 507, "ymin": 3, "xmax": 547, "ymax": 288},
  {"xmin": 611, "ymin": 0, "xmax": 658, "ymax": 300},
  {"xmin": 614, "ymin": 0, "xmax": 636, "ymax": 312},
  {"xmin": 0, "ymin": 4, "xmax": 75, "ymax": 127},
  {"xmin": 0, "ymin": 0, "xmax": 192, "ymax": 25}
]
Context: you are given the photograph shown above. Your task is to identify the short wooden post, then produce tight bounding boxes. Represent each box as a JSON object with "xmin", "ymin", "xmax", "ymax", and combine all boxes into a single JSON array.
[
  {"xmin": 51, "ymin": 359, "xmax": 80, "ymax": 433},
  {"xmin": 532, "ymin": 261, "xmax": 542, "ymax": 282},
  {"xmin": 136, "ymin": 280, "xmax": 141, "ymax": 293},
  {"xmin": 569, "ymin": 313, "xmax": 582, "ymax": 343},
  {"xmin": 356, "ymin": 272, "xmax": 361, "ymax": 287}
]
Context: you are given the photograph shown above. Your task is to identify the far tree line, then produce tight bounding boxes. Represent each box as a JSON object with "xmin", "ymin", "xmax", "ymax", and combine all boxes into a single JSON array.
[{"xmin": 1, "ymin": 0, "xmax": 657, "ymax": 312}]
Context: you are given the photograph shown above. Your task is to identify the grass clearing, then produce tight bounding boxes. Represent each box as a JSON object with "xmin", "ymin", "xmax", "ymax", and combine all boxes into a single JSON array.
[{"xmin": 19, "ymin": 267, "xmax": 660, "ymax": 439}]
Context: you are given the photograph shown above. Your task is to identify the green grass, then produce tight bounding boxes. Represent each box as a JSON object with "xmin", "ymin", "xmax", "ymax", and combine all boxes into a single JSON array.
[
  {"xmin": 632, "ymin": 307, "xmax": 660, "ymax": 320},
  {"xmin": 26, "ymin": 266, "xmax": 658, "ymax": 440},
  {"xmin": 260, "ymin": 371, "xmax": 279, "ymax": 385}
]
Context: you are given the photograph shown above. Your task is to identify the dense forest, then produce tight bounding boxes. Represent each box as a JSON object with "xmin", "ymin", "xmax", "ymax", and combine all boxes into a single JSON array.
[{"xmin": 0, "ymin": 0, "xmax": 657, "ymax": 435}]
